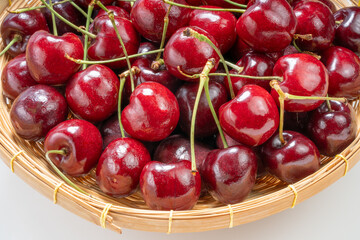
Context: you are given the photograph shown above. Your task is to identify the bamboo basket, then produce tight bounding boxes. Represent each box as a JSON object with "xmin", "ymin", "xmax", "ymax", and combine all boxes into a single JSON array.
[{"xmin": 0, "ymin": 0, "xmax": 359, "ymax": 234}]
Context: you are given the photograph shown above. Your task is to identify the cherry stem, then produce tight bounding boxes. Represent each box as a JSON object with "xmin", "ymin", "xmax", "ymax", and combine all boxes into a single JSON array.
[
  {"xmin": 8, "ymin": 0, "xmax": 70, "ymax": 13},
  {"xmin": 49, "ymin": 0, "xmax": 58, "ymax": 36},
  {"xmin": 190, "ymin": 59, "xmax": 215, "ymax": 174},
  {"xmin": 326, "ymin": 95, "xmax": 333, "ymax": 111},
  {"xmin": 184, "ymin": 28, "xmax": 235, "ymax": 99},
  {"xmin": 223, "ymin": 0, "xmax": 247, "ymax": 8},
  {"xmin": 151, "ymin": 58, "xmax": 164, "ymax": 71},
  {"xmin": 69, "ymin": 0, "xmax": 93, "ymax": 22},
  {"xmin": 0, "ymin": 34, "xmax": 22, "ymax": 57},
  {"xmin": 96, "ymin": 1, "xmax": 135, "ymax": 92},
  {"xmin": 293, "ymin": 34, "xmax": 313, "ymax": 41},
  {"xmin": 8, "ymin": 0, "xmax": 12, "ymax": 6},
  {"xmin": 82, "ymin": 2, "xmax": 95, "ymax": 70},
  {"xmin": 292, "ymin": 39, "xmax": 302, "ymax": 53},
  {"xmin": 155, "ymin": 0, "xmax": 172, "ymax": 62},
  {"xmin": 335, "ymin": 20, "xmax": 343, "ymax": 25},
  {"xmin": 66, "ymin": 49, "xmax": 164, "ymax": 64},
  {"xmin": 270, "ymin": 80, "xmax": 286, "ymax": 144},
  {"xmin": 118, "ymin": 77, "xmax": 126, "ymax": 138},
  {"xmin": 45, "ymin": 150, "xmax": 90, "ymax": 196},
  {"xmin": 209, "ymin": 73, "xmax": 283, "ymax": 81},
  {"xmin": 225, "ymin": 60, "xmax": 243, "ymax": 73},
  {"xmin": 40, "ymin": 0, "xmax": 96, "ymax": 38},
  {"xmin": 162, "ymin": 0, "xmax": 246, "ymax": 13}
]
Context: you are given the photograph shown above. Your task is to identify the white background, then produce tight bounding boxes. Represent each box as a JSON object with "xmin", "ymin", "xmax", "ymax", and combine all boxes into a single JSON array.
[{"xmin": 1, "ymin": 160, "xmax": 360, "ymax": 240}]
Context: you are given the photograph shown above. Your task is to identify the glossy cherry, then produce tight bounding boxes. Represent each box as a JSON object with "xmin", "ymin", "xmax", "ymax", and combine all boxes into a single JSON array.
[
  {"xmin": 136, "ymin": 42, "xmax": 158, "ymax": 61},
  {"xmin": 140, "ymin": 160, "xmax": 201, "ymax": 210},
  {"xmin": 293, "ymin": 1, "xmax": 335, "ymax": 51},
  {"xmin": 44, "ymin": 119, "xmax": 103, "ymax": 176},
  {"xmin": 176, "ymin": 81, "xmax": 228, "ymax": 138},
  {"xmin": 334, "ymin": 7, "xmax": 360, "ymax": 54},
  {"xmin": 26, "ymin": 30, "xmax": 83, "ymax": 85},
  {"xmin": 307, "ymin": 101, "xmax": 357, "ymax": 157},
  {"xmin": 10, "ymin": 85, "xmax": 68, "ymax": 141},
  {"xmin": 1, "ymin": 10, "xmax": 49, "ymax": 57},
  {"xmin": 1, "ymin": 54, "xmax": 37, "ymax": 100},
  {"xmin": 262, "ymin": 130, "xmax": 320, "ymax": 183},
  {"xmin": 271, "ymin": 53, "xmax": 329, "ymax": 112},
  {"xmin": 115, "ymin": 0, "xmax": 132, "ymax": 13},
  {"xmin": 122, "ymin": 82, "xmax": 180, "ymax": 142},
  {"xmin": 236, "ymin": 0, "xmax": 297, "ymax": 52},
  {"xmin": 130, "ymin": 0, "xmax": 191, "ymax": 43},
  {"xmin": 321, "ymin": 46, "xmax": 360, "ymax": 99},
  {"xmin": 96, "ymin": 138, "xmax": 151, "ymax": 197},
  {"xmin": 201, "ymin": 145, "xmax": 257, "ymax": 204},
  {"xmin": 189, "ymin": 6, "xmax": 237, "ymax": 53},
  {"xmin": 219, "ymin": 84, "xmax": 279, "ymax": 147},
  {"xmin": 96, "ymin": 6, "xmax": 130, "ymax": 20},
  {"xmin": 65, "ymin": 64, "xmax": 120, "ymax": 122},
  {"xmin": 291, "ymin": 0, "xmax": 336, "ymax": 13},
  {"xmin": 164, "ymin": 26, "xmax": 220, "ymax": 81}
]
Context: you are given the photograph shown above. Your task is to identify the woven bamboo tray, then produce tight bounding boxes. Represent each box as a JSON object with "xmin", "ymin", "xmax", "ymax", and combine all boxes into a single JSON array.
[{"xmin": 1, "ymin": 0, "xmax": 360, "ymax": 234}]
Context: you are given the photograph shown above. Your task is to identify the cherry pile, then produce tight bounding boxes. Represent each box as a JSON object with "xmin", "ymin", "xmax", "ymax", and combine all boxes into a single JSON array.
[{"xmin": 1, "ymin": 0, "xmax": 360, "ymax": 211}]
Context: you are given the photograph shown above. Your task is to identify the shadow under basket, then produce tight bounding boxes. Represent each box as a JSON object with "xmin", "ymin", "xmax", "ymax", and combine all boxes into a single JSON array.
[{"xmin": 0, "ymin": 0, "xmax": 359, "ymax": 234}]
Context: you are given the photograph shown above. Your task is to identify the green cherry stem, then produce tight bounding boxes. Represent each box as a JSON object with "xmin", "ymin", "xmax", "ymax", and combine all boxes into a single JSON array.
[
  {"xmin": 69, "ymin": 0, "xmax": 93, "ymax": 22},
  {"xmin": 162, "ymin": 0, "xmax": 246, "ymax": 13},
  {"xmin": 326, "ymin": 95, "xmax": 333, "ymax": 111},
  {"xmin": 8, "ymin": 0, "xmax": 70, "ymax": 14},
  {"xmin": 82, "ymin": 2, "xmax": 95, "ymax": 70},
  {"xmin": 223, "ymin": 0, "xmax": 247, "ymax": 8},
  {"xmin": 209, "ymin": 72, "xmax": 283, "ymax": 81},
  {"xmin": 45, "ymin": 150, "xmax": 90, "ymax": 196},
  {"xmin": 0, "ymin": 34, "xmax": 22, "ymax": 57},
  {"xmin": 118, "ymin": 77, "xmax": 126, "ymax": 138},
  {"xmin": 225, "ymin": 60, "xmax": 243, "ymax": 73},
  {"xmin": 154, "ymin": 0, "xmax": 172, "ymax": 63},
  {"xmin": 49, "ymin": 0, "xmax": 58, "ymax": 36},
  {"xmin": 270, "ymin": 80, "xmax": 286, "ymax": 144}
]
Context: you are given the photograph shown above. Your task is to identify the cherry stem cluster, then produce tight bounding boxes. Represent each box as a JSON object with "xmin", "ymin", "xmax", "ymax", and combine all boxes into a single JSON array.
[
  {"xmin": 69, "ymin": 0, "xmax": 93, "ymax": 21},
  {"xmin": 0, "ymin": 34, "xmax": 21, "ymax": 57},
  {"xmin": 162, "ymin": 0, "xmax": 246, "ymax": 13},
  {"xmin": 82, "ymin": 1, "xmax": 95, "ymax": 70}
]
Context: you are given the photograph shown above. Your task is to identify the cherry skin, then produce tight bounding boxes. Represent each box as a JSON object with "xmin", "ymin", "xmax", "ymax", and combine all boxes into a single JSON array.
[
  {"xmin": 44, "ymin": 119, "xmax": 103, "ymax": 176},
  {"xmin": 262, "ymin": 130, "xmax": 320, "ymax": 183},
  {"xmin": 130, "ymin": 0, "xmax": 191, "ymax": 43},
  {"xmin": 293, "ymin": 1, "xmax": 335, "ymax": 52},
  {"xmin": 10, "ymin": 85, "xmax": 68, "ymax": 141},
  {"xmin": 136, "ymin": 42, "xmax": 158, "ymax": 61},
  {"xmin": 307, "ymin": 101, "xmax": 357, "ymax": 157},
  {"xmin": 96, "ymin": 6, "xmax": 130, "ymax": 20},
  {"xmin": 0, "ymin": 10, "xmax": 49, "ymax": 57},
  {"xmin": 271, "ymin": 53, "xmax": 329, "ymax": 112},
  {"xmin": 140, "ymin": 160, "xmax": 201, "ymax": 210},
  {"xmin": 201, "ymin": 145, "xmax": 257, "ymax": 204},
  {"xmin": 228, "ymin": 37, "xmax": 253, "ymax": 62},
  {"xmin": 334, "ymin": 7, "xmax": 360, "ymax": 54},
  {"xmin": 320, "ymin": 46, "xmax": 360, "ymax": 99},
  {"xmin": 96, "ymin": 138, "xmax": 151, "ymax": 197},
  {"xmin": 164, "ymin": 26, "xmax": 220, "ymax": 81},
  {"xmin": 1, "ymin": 54, "xmax": 37, "ymax": 100},
  {"xmin": 219, "ymin": 84, "xmax": 280, "ymax": 147},
  {"xmin": 66, "ymin": 64, "xmax": 120, "ymax": 122},
  {"xmin": 74, "ymin": 0, "xmax": 115, "ymax": 8},
  {"xmin": 176, "ymin": 81, "xmax": 228, "ymax": 138},
  {"xmin": 236, "ymin": 0, "xmax": 297, "ymax": 52},
  {"xmin": 283, "ymin": 111, "xmax": 309, "ymax": 133},
  {"xmin": 189, "ymin": 6, "xmax": 237, "ymax": 53},
  {"xmin": 205, "ymin": 0, "xmax": 247, "ymax": 8},
  {"xmin": 115, "ymin": 0, "xmax": 132, "ymax": 13},
  {"xmin": 26, "ymin": 30, "xmax": 83, "ymax": 85},
  {"xmin": 291, "ymin": 0, "xmax": 336, "ymax": 13},
  {"xmin": 122, "ymin": 82, "xmax": 180, "ymax": 142},
  {"xmin": 41, "ymin": 0, "xmax": 86, "ymax": 36},
  {"xmin": 88, "ymin": 15, "xmax": 140, "ymax": 69}
]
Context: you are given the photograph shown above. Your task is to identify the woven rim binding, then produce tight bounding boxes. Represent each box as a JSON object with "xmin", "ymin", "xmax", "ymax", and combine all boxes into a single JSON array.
[{"xmin": 0, "ymin": 0, "xmax": 359, "ymax": 233}]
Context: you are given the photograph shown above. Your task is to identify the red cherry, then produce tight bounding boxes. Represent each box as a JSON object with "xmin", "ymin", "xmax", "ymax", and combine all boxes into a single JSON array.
[
  {"xmin": 10, "ymin": 85, "xmax": 68, "ymax": 141},
  {"xmin": 219, "ymin": 84, "xmax": 280, "ymax": 147},
  {"xmin": 136, "ymin": 42, "xmax": 159, "ymax": 61},
  {"xmin": 1, "ymin": 54, "xmax": 37, "ymax": 100},
  {"xmin": 291, "ymin": 0, "xmax": 336, "ymax": 13},
  {"xmin": 115, "ymin": 0, "xmax": 133, "ymax": 13},
  {"xmin": 44, "ymin": 119, "xmax": 103, "ymax": 176},
  {"xmin": 26, "ymin": 30, "xmax": 83, "ymax": 85},
  {"xmin": 140, "ymin": 161, "xmax": 201, "ymax": 210},
  {"xmin": 205, "ymin": 0, "xmax": 247, "ymax": 8},
  {"xmin": 96, "ymin": 138, "xmax": 151, "ymax": 197},
  {"xmin": 95, "ymin": 6, "xmax": 130, "ymax": 20},
  {"xmin": 65, "ymin": 65, "xmax": 120, "ymax": 122},
  {"xmin": 74, "ymin": 0, "xmax": 115, "ymax": 8},
  {"xmin": 122, "ymin": 82, "xmax": 180, "ymax": 142}
]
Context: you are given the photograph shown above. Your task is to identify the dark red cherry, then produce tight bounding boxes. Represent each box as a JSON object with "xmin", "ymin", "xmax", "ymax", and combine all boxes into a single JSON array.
[
  {"xmin": 122, "ymin": 82, "xmax": 180, "ymax": 142},
  {"xmin": 176, "ymin": 81, "xmax": 228, "ymax": 138},
  {"xmin": 44, "ymin": 119, "xmax": 103, "ymax": 176},
  {"xmin": 186, "ymin": 0, "xmax": 202, "ymax": 5},
  {"xmin": 293, "ymin": 1, "xmax": 335, "ymax": 51},
  {"xmin": 189, "ymin": 6, "xmax": 237, "ymax": 53},
  {"xmin": 65, "ymin": 65, "xmax": 120, "ymax": 122},
  {"xmin": 140, "ymin": 160, "xmax": 201, "ymax": 210},
  {"xmin": 41, "ymin": 0, "xmax": 86, "ymax": 36},
  {"xmin": 26, "ymin": 31, "xmax": 83, "ymax": 85},
  {"xmin": 226, "ymin": 52, "xmax": 275, "ymax": 94},
  {"xmin": 219, "ymin": 84, "xmax": 279, "ymax": 147},
  {"xmin": 96, "ymin": 6, "xmax": 130, "ymax": 20},
  {"xmin": 88, "ymin": 15, "xmax": 140, "ymax": 69},
  {"xmin": 321, "ymin": 46, "xmax": 360, "ymax": 99},
  {"xmin": 96, "ymin": 138, "xmax": 151, "ymax": 197},
  {"xmin": 307, "ymin": 101, "xmax": 357, "ymax": 157},
  {"xmin": 271, "ymin": 53, "xmax": 329, "ymax": 112},
  {"xmin": 291, "ymin": 0, "xmax": 336, "ymax": 13},
  {"xmin": 262, "ymin": 130, "xmax": 320, "ymax": 183},
  {"xmin": 283, "ymin": 111, "xmax": 309, "ymax": 133},
  {"xmin": 136, "ymin": 42, "xmax": 158, "ymax": 61},
  {"xmin": 130, "ymin": 0, "xmax": 191, "ymax": 43},
  {"xmin": 205, "ymin": 0, "xmax": 247, "ymax": 8},
  {"xmin": 74, "ymin": 0, "xmax": 115, "ymax": 8},
  {"xmin": 236, "ymin": 0, "xmax": 297, "ymax": 52},
  {"xmin": 201, "ymin": 145, "xmax": 257, "ymax": 204},
  {"xmin": 334, "ymin": 7, "xmax": 360, "ymax": 54},
  {"xmin": 164, "ymin": 26, "xmax": 220, "ymax": 81},
  {"xmin": 1, "ymin": 54, "xmax": 37, "ymax": 100},
  {"xmin": 0, "ymin": 10, "xmax": 49, "ymax": 57},
  {"xmin": 10, "ymin": 85, "xmax": 68, "ymax": 141},
  {"xmin": 228, "ymin": 37, "xmax": 253, "ymax": 62},
  {"xmin": 115, "ymin": 0, "xmax": 133, "ymax": 13}
]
